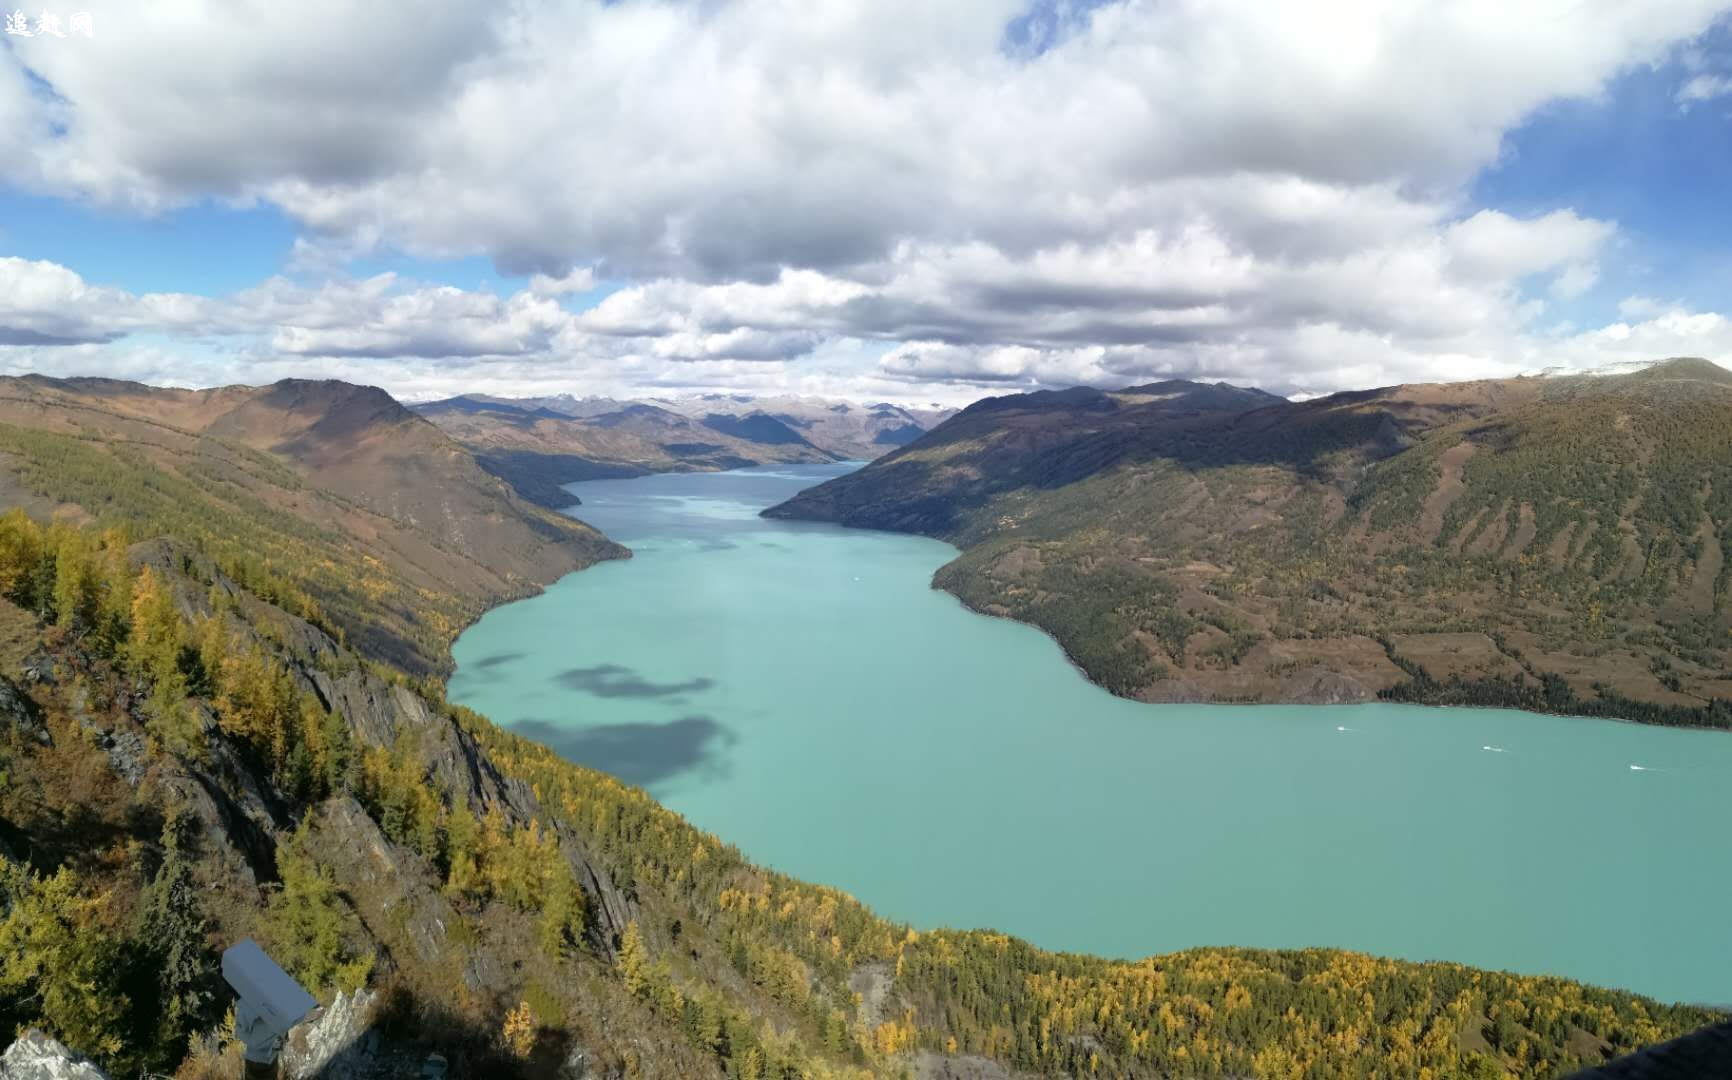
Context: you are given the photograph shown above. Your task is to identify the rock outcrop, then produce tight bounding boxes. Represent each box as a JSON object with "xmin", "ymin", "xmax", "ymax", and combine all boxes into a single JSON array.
[
  {"xmin": 0, "ymin": 1032, "xmax": 109, "ymax": 1080},
  {"xmin": 280, "ymin": 989, "xmax": 454, "ymax": 1080},
  {"xmin": 0, "ymin": 674, "xmax": 48, "ymax": 747},
  {"xmin": 281, "ymin": 989, "xmax": 380, "ymax": 1079}
]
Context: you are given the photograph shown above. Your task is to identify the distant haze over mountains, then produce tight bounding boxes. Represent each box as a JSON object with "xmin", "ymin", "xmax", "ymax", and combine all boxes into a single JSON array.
[
  {"xmin": 411, "ymin": 390, "xmax": 958, "ymax": 507},
  {"xmin": 436, "ymin": 392, "xmax": 957, "ymax": 459}
]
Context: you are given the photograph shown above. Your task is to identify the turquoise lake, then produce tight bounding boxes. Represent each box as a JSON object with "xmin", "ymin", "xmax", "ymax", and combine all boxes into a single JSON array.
[{"xmin": 450, "ymin": 463, "xmax": 1732, "ymax": 1006}]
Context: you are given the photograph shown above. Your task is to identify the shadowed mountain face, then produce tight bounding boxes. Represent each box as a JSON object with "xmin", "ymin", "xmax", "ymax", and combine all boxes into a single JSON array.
[
  {"xmin": 700, "ymin": 411, "xmax": 811, "ymax": 446},
  {"xmin": 0, "ymin": 375, "xmax": 623, "ymax": 673},
  {"xmin": 769, "ymin": 379, "xmax": 1287, "ymax": 535},
  {"xmin": 1568, "ymin": 1019, "xmax": 1732, "ymax": 1078},
  {"xmin": 768, "ymin": 361, "xmax": 1732, "ymax": 723}
]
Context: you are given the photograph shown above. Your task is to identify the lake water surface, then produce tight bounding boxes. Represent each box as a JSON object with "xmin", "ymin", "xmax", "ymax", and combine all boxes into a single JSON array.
[{"xmin": 450, "ymin": 464, "xmax": 1732, "ymax": 1005}]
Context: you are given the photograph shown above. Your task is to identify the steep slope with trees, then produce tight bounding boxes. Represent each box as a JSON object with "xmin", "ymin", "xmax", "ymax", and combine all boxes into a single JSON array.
[
  {"xmin": 769, "ymin": 360, "xmax": 1732, "ymax": 723},
  {"xmin": 0, "ymin": 376, "xmax": 622, "ymax": 673}
]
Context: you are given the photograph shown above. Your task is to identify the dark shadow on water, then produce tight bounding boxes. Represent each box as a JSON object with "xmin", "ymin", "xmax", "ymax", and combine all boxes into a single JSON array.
[
  {"xmin": 454, "ymin": 652, "xmax": 525, "ymax": 687},
  {"xmin": 556, "ymin": 663, "xmax": 716, "ymax": 699},
  {"xmin": 513, "ymin": 715, "xmax": 735, "ymax": 787}
]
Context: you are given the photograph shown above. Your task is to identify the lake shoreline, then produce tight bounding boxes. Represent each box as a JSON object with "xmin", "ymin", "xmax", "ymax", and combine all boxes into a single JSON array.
[
  {"xmin": 765, "ymin": 500, "xmax": 1732, "ymax": 733},
  {"xmin": 452, "ymin": 464, "xmax": 1732, "ymax": 1006}
]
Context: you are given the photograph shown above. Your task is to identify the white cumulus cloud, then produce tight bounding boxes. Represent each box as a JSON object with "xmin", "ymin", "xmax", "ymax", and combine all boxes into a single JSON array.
[{"xmin": 0, "ymin": 0, "xmax": 1728, "ymax": 399}]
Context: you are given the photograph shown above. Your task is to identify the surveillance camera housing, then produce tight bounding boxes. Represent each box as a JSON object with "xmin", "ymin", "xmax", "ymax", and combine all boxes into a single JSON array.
[{"xmin": 222, "ymin": 939, "xmax": 317, "ymax": 1064}]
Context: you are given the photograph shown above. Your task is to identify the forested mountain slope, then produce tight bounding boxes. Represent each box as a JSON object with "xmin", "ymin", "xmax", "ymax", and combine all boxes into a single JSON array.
[
  {"xmin": 0, "ymin": 377, "xmax": 1717, "ymax": 1077},
  {"xmin": 769, "ymin": 360, "xmax": 1732, "ymax": 724},
  {"xmin": 0, "ymin": 376, "xmax": 622, "ymax": 673}
]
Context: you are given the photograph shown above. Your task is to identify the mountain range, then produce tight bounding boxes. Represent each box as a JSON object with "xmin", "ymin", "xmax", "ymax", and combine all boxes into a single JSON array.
[
  {"xmin": 0, "ymin": 372, "xmax": 1714, "ymax": 1077},
  {"xmin": 769, "ymin": 359, "xmax": 1732, "ymax": 727},
  {"xmin": 411, "ymin": 393, "xmax": 956, "ymax": 507}
]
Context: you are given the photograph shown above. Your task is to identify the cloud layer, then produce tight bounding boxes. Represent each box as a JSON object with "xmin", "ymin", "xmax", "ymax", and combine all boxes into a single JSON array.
[{"xmin": 2, "ymin": 0, "xmax": 1730, "ymax": 400}]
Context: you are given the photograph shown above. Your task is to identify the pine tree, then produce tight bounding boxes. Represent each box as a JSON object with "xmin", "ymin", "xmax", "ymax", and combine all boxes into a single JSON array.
[
  {"xmin": 266, "ymin": 824, "xmax": 373, "ymax": 995},
  {"xmin": 0, "ymin": 508, "xmax": 43, "ymax": 605},
  {"xmin": 502, "ymin": 1000, "xmax": 538, "ymax": 1059},
  {"xmin": 92, "ymin": 536, "xmax": 133, "ymax": 655},
  {"xmin": 538, "ymin": 868, "xmax": 586, "ymax": 958},
  {"xmin": 619, "ymin": 921, "xmax": 652, "ymax": 998},
  {"xmin": 134, "ymin": 810, "xmax": 218, "ymax": 1068},
  {"xmin": 444, "ymin": 801, "xmax": 485, "ymax": 898},
  {"xmin": 128, "ymin": 566, "xmax": 184, "ymax": 684},
  {"xmin": 128, "ymin": 566, "xmax": 202, "ymax": 753},
  {"xmin": 0, "ymin": 855, "xmax": 130, "ymax": 1058},
  {"xmin": 736, "ymin": 1045, "xmax": 765, "ymax": 1080},
  {"xmin": 50, "ymin": 527, "xmax": 98, "ymax": 632}
]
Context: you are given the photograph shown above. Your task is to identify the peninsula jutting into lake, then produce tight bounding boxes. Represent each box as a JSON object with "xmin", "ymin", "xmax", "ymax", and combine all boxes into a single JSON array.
[{"xmin": 451, "ymin": 463, "xmax": 1732, "ymax": 1009}]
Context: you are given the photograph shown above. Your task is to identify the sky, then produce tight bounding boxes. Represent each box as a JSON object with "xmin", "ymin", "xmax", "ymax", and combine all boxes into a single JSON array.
[{"xmin": 0, "ymin": 1, "xmax": 1730, "ymax": 406}]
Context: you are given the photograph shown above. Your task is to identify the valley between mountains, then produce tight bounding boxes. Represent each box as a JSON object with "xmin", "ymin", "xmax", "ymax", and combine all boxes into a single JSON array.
[{"xmin": 0, "ymin": 369, "xmax": 1722, "ymax": 1079}]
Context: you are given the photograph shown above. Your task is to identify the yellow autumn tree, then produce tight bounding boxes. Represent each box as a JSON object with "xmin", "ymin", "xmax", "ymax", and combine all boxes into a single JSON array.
[
  {"xmin": 502, "ymin": 1000, "xmax": 537, "ymax": 1059},
  {"xmin": 618, "ymin": 921, "xmax": 651, "ymax": 998}
]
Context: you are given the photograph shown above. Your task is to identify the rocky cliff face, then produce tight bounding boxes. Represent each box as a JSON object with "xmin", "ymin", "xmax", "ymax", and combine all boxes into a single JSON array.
[
  {"xmin": 0, "ymin": 998, "xmax": 447, "ymax": 1080},
  {"xmin": 279, "ymin": 989, "xmax": 458, "ymax": 1080},
  {"xmin": 0, "ymin": 536, "xmax": 694, "ymax": 1074}
]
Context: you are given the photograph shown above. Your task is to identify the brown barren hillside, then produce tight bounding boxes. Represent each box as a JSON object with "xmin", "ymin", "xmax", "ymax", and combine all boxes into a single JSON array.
[
  {"xmin": 769, "ymin": 359, "xmax": 1732, "ymax": 726},
  {"xmin": 0, "ymin": 375, "xmax": 623, "ymax": 673}
]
